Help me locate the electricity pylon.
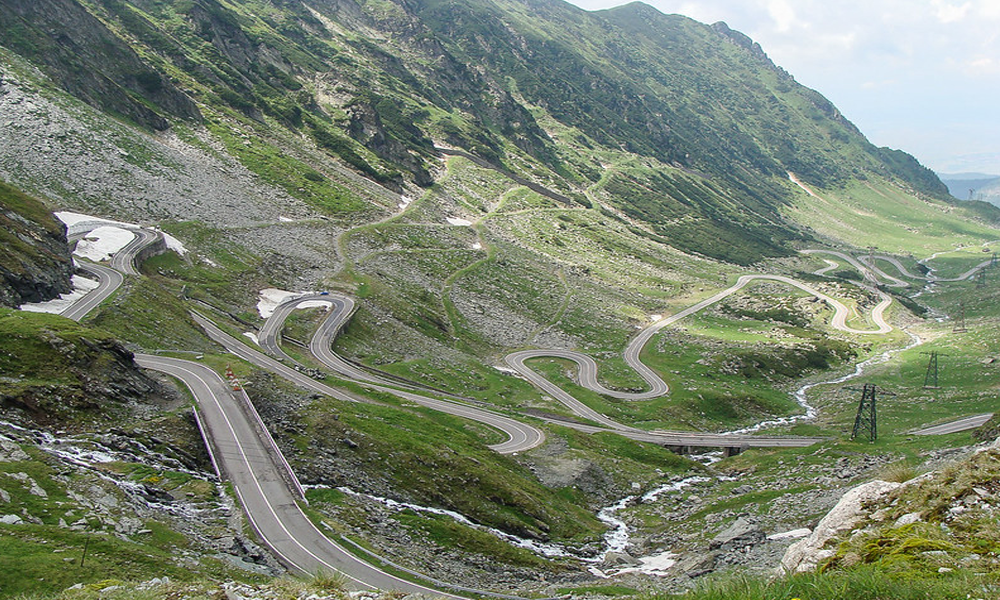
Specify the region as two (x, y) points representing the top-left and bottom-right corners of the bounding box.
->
(953, 303), (968, 333)
(849, 384), (879, 442)
(922, 351), (947, 389)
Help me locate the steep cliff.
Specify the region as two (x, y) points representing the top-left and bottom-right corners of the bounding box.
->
(0, 181), (74, 308)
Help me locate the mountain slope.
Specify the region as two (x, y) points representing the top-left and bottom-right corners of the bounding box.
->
(0, 0), (970, 264)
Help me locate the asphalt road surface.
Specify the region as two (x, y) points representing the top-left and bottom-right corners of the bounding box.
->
(110, 228), (161, 276)
(134, 354), (462, 597)
(912, 413), (994, 436)
(59, 262), (124, 322)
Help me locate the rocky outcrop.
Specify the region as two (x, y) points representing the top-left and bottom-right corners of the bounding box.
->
(0, 181), (74, 308)
(780, 480), (901, 574)
(0, 312), (163, 428)
(347, 100), (433, 187)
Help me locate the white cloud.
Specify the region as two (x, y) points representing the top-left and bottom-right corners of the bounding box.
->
(932, 0), (972, 23)
(766, 0), (799, 32)
(671, 2), (728, 24)
(977, 0), (1000, 19)
(966, 56), (1000, 74)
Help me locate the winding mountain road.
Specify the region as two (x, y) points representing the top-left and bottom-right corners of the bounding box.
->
(261, 282), (829, 449)
(110, 228), (162, 276)
(504, 274), (892, 432)
(60, 226), (162, 321)
(211, 308), (545, 454)
(804, 248), (993, 286)
(55, 226), (482, 595)
(60, 262), (124, 322)
(259, 294), (378, 384)
(874, 254), (992, 283)
(802, 249), (909, 288)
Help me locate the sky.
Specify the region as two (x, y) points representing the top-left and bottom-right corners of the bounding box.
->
(565, 0), (1000, 175)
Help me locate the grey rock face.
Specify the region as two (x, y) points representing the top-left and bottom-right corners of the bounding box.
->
(710, 515), (766, 551)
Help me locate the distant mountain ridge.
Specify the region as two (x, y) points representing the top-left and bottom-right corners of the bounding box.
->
(938, 172), (1000, 206)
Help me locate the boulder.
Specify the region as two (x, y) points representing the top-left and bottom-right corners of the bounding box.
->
(0, 437), (29, 463)
(601, 551), (640, 568)
(893, 512), (922, 527)
(780, 480), (900, 574)
(710, 515), (766, 550)
(672, 551), (719, 578)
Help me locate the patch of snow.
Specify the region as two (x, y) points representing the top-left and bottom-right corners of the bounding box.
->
(279, 216), (294, 222)
(768, 528), (811, 541)
(73, 226), (134, 262)
(613, 551), (678, 577)
(55, 211), (132, 229)
(399, 196), (413, 210)
(493, 366), (518, 374)
(203, 258), (218, 267)
(257, 288), (300, 319)
(588, 566), (610, 579)
(161, 232), (187, 255)
(295, 300), (332, 310)
(446, 217), (473, 226)
(472, 242), (482, 250)
(256, 289), (323, 318)
(243, 332), (260, 346)
(19, 274), (100, 314)
(649, 314), (662, 322)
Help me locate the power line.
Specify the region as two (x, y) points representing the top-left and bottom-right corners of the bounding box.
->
(850, 384), (878, 442)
